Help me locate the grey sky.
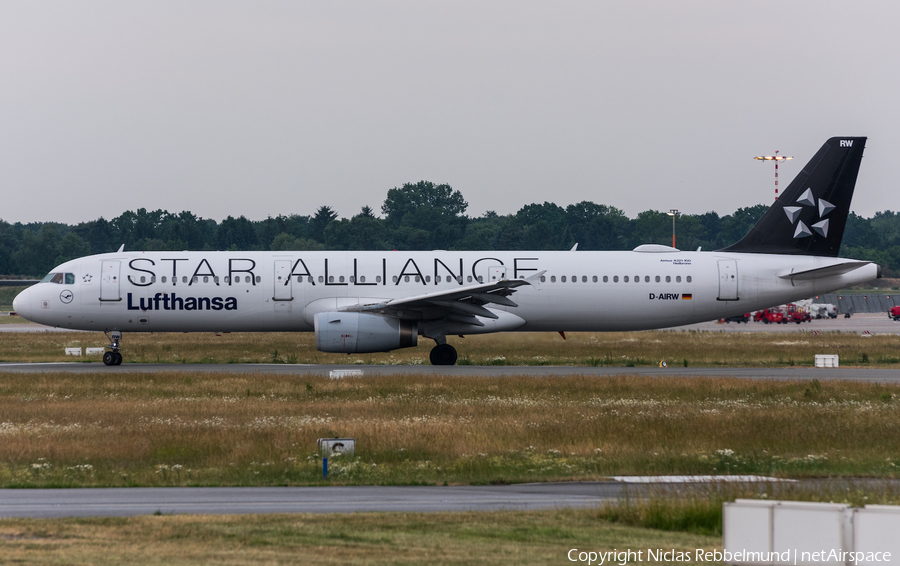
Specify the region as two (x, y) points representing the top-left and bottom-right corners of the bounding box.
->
(2, 1), (897, 224)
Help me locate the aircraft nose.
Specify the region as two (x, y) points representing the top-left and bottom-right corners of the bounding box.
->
(12, 287), (32, 320)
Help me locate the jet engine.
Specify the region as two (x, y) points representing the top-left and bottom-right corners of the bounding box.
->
(314, 312), (418, 353)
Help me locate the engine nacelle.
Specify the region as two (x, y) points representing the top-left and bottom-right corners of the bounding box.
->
(314, 312), (418, 353)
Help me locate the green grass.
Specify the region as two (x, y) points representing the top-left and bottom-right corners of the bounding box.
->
(0, 509), (722, 565)
(2, 372), (900, 487)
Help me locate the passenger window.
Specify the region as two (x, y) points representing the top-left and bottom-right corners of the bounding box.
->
(550, 276), (556, 282)
(214, 277), (219, 284)
(318, 276), (324, 283)
(426, 276), (431, 282)
(203, 276), (209, 283)
(655, 276), (660, 282)
(634, 276), (639, 283)
(676, 276), (682, 283)
(613, 276), (618, 282)
(376, 276), (382, 283)
(182, 276), (188, 283)
(414, 276), (419, 283)
(436, 276), (442, 283)
(592, 276), (597, 283)
(687, 276), (692, 283)
(540, 276), (546, 282)
(623, 276), (629, 282)
(329, 276), (334, 283)
(140, 276), (146, 283)
(603, 276), (608, 283)
(360, 276), (366, 283)
(666, 276), (671, 283)
(644, 276), (650, 283)
(339, 276), (345, 283)
(478, 276), (483, 283)
(162, 276), (167, 283)
(392, 276), (398, 283)
(561, 276), (567, 282)
(65, 273), (75, 284)
(255, 276), (260, 283)
(405, 276), (410, 283)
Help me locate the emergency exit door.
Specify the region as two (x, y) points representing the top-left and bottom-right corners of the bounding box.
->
(717, 260), (739, 301)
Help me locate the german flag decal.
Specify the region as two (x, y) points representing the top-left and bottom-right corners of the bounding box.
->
(682, 294), (693, 300)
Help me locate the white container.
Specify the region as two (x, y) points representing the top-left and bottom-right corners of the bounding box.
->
(329, 369), (364, 379)
(815, 354), (839, 368)
(64, 347), (82, 356)
(85, 348), (106, 355)
(853, 505), (900, 565)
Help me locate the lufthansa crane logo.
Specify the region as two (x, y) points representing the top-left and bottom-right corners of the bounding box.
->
(59, 290), (74, 304)
(784, 188), (834, 239)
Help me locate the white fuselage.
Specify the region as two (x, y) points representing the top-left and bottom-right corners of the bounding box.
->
(13, 249), (877, 334)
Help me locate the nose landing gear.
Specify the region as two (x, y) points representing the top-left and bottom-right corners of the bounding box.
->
(103, 330), (123, 366)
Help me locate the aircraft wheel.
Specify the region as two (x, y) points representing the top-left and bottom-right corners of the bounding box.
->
(113, 352), (123, 365)
(103, 352), (116, 366)
(430, 344), (458, 366)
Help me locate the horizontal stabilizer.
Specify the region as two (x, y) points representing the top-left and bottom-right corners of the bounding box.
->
(777, 261), (871, 281)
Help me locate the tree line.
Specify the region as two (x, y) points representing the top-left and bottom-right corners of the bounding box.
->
(1, 181), (898, 278)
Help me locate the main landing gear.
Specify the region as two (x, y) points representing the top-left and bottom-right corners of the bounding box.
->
(429, 343), (458, 366)
(103, 330), (123, 366)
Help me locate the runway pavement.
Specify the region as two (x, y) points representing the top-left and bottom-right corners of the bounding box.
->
(0, 362), (897, 382)
(0, 483), (624, 518)
(3, 477), (895, 519)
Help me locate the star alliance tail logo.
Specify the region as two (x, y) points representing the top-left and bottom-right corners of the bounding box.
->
(784, 188), (834, 239)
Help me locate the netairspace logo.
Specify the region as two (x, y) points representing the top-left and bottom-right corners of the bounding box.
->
(567, 548), (892, 565)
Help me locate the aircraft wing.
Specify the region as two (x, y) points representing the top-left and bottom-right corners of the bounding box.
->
(338, 271), (544, 327)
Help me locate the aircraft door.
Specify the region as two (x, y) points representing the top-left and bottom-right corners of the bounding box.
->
(717, 260), (739, 301)
(473, 258), (504, 284)
(100, 260), (121, 301)
(488, 266), (507, 282)
(273, 259), (293, 312)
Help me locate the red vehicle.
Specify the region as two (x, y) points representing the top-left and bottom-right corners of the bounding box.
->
(755, 308), (785, 324)
(890, 306), (900, 321)
(786, 303), (812, 324)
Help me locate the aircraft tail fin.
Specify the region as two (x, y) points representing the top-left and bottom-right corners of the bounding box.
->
(720, 137), (866, 257)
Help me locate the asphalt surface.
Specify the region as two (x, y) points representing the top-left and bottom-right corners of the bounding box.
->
(4, 477), (895, 519)
(0, 362), (897, 382)
(0, 483), (623, 518)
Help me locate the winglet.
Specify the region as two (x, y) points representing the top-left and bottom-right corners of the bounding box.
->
(116, 244), (125, 253)
(526, 270), (546, 288)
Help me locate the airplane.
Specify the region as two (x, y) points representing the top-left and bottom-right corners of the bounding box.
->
(13, 137), (879, 366)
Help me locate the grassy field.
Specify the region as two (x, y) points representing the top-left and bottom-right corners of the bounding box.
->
(2, 328), (900, 367)
(2, 371), (899, 487)
(0, 509), (722, 566)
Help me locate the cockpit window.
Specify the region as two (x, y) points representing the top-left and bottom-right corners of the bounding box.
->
(40, 272), (75, 284)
